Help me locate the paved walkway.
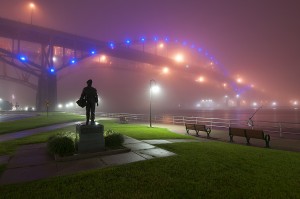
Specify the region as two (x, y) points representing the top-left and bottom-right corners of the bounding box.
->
(0, 122), (79, 142)
(0, 136), (198, 185)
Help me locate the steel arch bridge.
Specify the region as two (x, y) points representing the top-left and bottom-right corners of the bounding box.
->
(0, 17), (249, 111)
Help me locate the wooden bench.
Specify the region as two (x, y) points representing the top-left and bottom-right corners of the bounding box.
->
(229, 127), (270, 148)
(119, 116), (128, 124)
(185, 123), (211, 138)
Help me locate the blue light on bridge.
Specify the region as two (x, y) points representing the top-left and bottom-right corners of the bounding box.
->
(108, 42), (115, 49)
(153, 36), (158, 42)
(164, 37), (169, 42)
(19, 55), (27, 62)
(140, 37), (146, 42)
(50, 68), (55, 73)
(70, 58), (76, 64)
(125, 39), (131, 45)
(90, 50), (96, 55)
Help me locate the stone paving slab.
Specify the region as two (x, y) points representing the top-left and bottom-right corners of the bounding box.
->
(123, 136), (142, 144)
(0, 163), (57, 184)
(143, 140), (172, 144)
(123, 142), (155, 151)
(137, 148), (176, 158)
(56, 157), (106, 176)
(101, 152), (146, 165)
(8, 147), (52, 169)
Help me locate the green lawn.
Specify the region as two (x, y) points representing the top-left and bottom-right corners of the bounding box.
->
(0, 119), (299, 198)
(0, 142), (299, 198)
(0, 112), (84, 135)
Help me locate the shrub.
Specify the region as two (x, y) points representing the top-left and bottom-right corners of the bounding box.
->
(104, 129), (124, 148)
(47, 132), (76, 156)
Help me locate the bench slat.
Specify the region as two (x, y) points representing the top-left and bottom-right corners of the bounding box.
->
(245, 129), (264, 139)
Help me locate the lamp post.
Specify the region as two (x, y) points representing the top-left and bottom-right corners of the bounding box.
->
(149, 79), (160, 127)
(29, 3), (35, 25)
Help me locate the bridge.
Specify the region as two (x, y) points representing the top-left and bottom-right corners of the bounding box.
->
(0, 17), (190, 111)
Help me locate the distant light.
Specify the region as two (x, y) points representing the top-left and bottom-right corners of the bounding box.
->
(158, 43), (164, 48)
(236, 94), (240, 98)
(0, 98), (2, 101)
(223, 83), (227, 88)
(108, 42), (115, 49)
(70, 58), (76, 64)
(19, 55), (27, 62)
(237, 78), (243, 83)
(253, 102), (257, 107)
(174, 53), (184, 63)
(24, 106), (28, 111)
(153, 36), (158, 41)
(140, 37), (146, 42)
(196, 104), (201, 107)
(293, 101), (298, 106)
(196, 76), (205, 83)
(162, 67), (169, 74)
(151, 85), (160, 93)
(164, 37), (169, 42)
(29, 3), (35, 9)
(58, 104), (63, 109)
(52, 57), (57, 62)
(190, 44), (195, 48)
(99, 55), (107, 63)
(90, 50), (96, 55)
(272, 102), (277, 106)
(50, 68), (55, 73)
(250, 84), (255, 88)
(182, 41), (187, 46)
(225, 95), (228, 98)
(125, 39), (131, 45)
(198, 48), (203, 52)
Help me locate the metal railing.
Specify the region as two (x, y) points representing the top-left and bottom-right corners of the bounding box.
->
(96, 112), (300, 139)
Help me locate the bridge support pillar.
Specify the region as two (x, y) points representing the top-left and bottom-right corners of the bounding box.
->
(36, 72), (57, 111)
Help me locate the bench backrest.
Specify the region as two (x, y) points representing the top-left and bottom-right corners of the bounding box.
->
(185, 123), (196, 130)
(229, 127), (245, 136)
(245, 129), (264, 139)
(195, 124), (206, 131)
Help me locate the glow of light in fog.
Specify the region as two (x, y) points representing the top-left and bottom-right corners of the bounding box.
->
(158, 43), (164, 48)
(52, 57), (57, 62)
(293, 101), (298, 106)
(223, 83), (227, 88)
(58, 104), (63, 109)
(151, 85), (160, 94)
(162, 67), (169, 74)
(29, 3), (35, 9)
(236, 94), (240, 98)
(196, 76), (205, 83)
(272, 102), (277, 106)
(99, 55), (107, 63)
(237, 78), (243, 83)
(174, 53), (184, 63)
(253, 102), (257, 107)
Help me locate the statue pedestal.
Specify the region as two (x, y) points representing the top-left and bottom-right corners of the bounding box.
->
(76, 123), (105, 153)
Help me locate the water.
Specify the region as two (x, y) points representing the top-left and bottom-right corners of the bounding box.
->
(156, 108), (300, 124)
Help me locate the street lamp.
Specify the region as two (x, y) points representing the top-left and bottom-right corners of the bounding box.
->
(29, 3), (35, 25)
(149, 79), (160, 127)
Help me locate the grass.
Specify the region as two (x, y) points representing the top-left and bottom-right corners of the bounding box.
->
(0, 118), (299, 198)
(0, 126), (75, 155)
(0, 112), (84, 135)
(99, 120), (192, 140)
(0, 142), (299, 198)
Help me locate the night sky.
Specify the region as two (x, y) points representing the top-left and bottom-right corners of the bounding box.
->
(0, 0), (300, 111)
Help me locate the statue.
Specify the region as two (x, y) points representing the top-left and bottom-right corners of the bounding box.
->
(80, 79), (98, 125)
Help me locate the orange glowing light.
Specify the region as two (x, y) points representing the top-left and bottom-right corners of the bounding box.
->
(174, 53), (184, 62)
(158, 43), (164, 48)
(223, 83), (227, 87)
(162, 67), (169, 74)
(29, 3), (35, 8)
(196, 76), (205, 82)
(99, 55), (107, 63)
(237, 78), (243, 83)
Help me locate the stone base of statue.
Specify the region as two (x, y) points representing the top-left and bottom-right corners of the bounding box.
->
(76, 123), (105, 153)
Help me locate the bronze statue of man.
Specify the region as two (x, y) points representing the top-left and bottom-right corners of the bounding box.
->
(80, 79), (98, 125)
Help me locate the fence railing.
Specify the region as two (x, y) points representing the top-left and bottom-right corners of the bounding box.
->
(95, 112), (300, 139)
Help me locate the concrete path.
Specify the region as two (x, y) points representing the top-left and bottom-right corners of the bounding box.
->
(0, 136), (198, 185)
(0, 121), (79, 142)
